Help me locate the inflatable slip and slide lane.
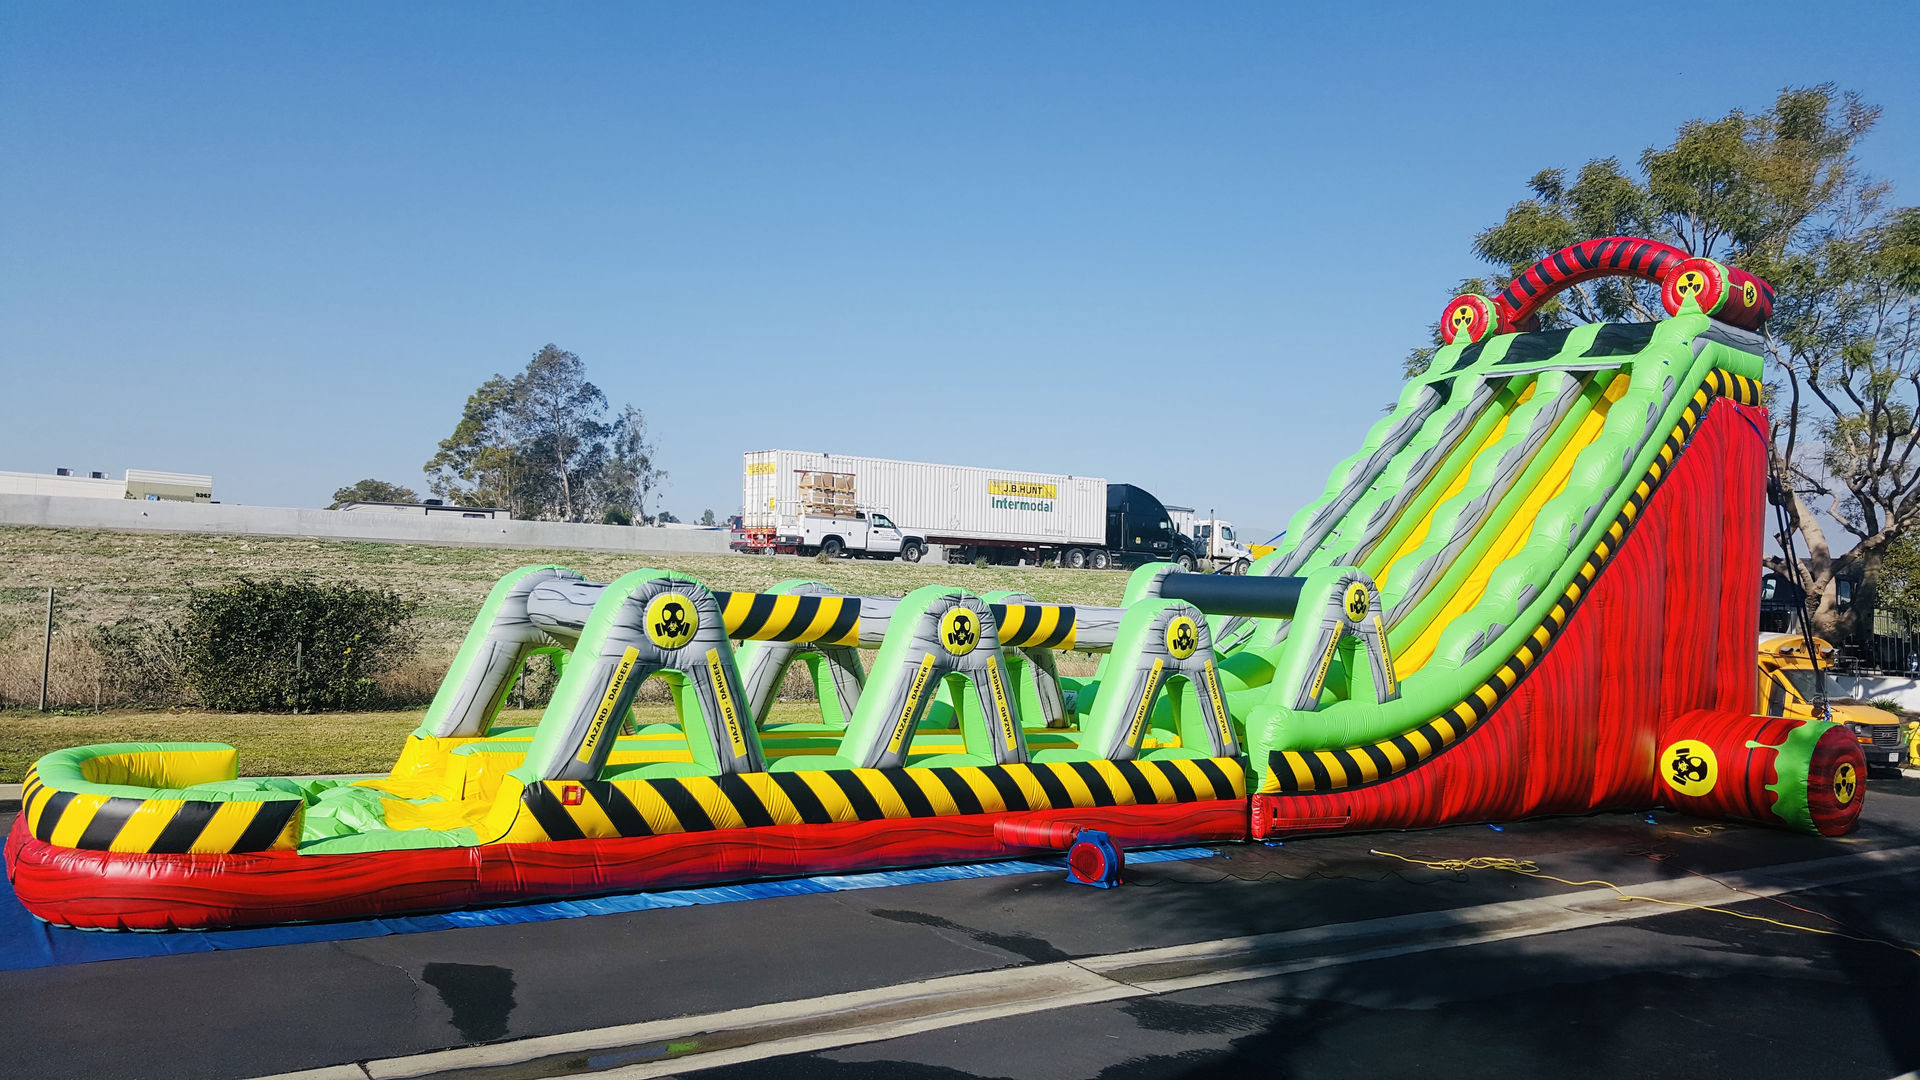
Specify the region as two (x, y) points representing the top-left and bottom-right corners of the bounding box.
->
(7, 238), (1869, 929)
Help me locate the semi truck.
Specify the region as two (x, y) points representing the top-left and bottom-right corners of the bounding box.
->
(731, 450), (1206, 570)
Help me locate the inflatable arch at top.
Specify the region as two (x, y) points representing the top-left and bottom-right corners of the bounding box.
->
(6, 238), (1867, 930)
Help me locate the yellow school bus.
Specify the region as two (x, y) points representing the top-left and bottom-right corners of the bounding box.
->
(1758, 634), (1908, 772)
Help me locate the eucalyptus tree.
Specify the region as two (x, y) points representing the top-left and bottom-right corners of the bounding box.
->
(425, 345), (666, 523)
(1410, 85), (1918, 643)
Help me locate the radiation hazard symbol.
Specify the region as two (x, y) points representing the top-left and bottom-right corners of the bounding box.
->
(1742, 280), (1758, 308)
(1833, 761), (1858, 806)
(1342, 581), (1371, 624)
(1659, 739), (1718, 798)
(1448, 303), (1478, 336)
(645, 592), (699, 650)
(1165, 615), (1199, 660)
(939, 606), (980, 657)
(1440, 295), (1492, 345)
(1672, 269), (1709, 300)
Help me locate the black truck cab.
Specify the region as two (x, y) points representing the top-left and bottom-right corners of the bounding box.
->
(1107, 483), (1200, 570)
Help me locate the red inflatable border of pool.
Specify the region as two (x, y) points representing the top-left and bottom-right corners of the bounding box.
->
(5, 798), (1249, 930)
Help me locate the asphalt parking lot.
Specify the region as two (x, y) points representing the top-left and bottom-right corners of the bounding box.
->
(3, 778), (1918, 1080)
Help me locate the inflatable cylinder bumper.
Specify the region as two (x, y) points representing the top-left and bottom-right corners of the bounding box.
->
(1653, 710), (1866, 837)
(983, 591), (1071, 729)
(707, 592), (1122, 653)
(734, 580), (866, 726)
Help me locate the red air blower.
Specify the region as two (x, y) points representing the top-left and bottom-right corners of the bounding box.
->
(993, 817), (1126, 889)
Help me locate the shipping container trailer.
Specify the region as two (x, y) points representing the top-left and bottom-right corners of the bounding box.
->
(734, 450), (1205, 570)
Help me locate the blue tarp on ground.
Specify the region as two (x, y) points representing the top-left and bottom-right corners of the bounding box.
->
(0, 847), (1216, 970)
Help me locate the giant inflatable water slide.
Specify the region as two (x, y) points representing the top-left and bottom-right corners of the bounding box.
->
(7, 239), (1869, 930)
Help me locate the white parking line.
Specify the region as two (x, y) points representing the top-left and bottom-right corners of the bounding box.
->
(251, 844), (1920, 1080)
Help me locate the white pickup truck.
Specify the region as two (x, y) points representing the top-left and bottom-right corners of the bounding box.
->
(736, 510), (930, 562)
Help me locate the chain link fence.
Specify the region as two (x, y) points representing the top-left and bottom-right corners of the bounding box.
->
(0, 585), (446, 712)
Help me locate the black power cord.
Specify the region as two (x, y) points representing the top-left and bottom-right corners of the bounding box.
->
(1767, 464), (1829, 719)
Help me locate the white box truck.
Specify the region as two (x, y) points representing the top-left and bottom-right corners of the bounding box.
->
(1165, 506), (1256, 574)
(732, 450), (1208, 570)
(1190, 518), (1256, 574)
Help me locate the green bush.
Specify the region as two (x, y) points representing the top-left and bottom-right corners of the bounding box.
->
(88, 617), (185, 704)
(180, 578), (419, 711)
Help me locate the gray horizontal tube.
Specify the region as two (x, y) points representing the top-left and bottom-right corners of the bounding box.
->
(526, 580), (608, 638)
(1159, 575), (1307, 619)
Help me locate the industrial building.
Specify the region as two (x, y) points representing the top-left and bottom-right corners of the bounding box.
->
(0, 468), (213, 503)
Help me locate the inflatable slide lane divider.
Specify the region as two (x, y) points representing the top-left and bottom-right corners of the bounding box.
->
(1235, 336), (1599, 655)
(1314, 375), (1517, 583)
(1385, 369), (1636, 677)
(1372, 321), (1745, 700)
(1265, 308), (1561, 582)
(1254, 240), (1771, 629)
(1373, 368), (1605, 635)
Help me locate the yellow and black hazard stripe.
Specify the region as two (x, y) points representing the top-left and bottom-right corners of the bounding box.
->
(514, 757), (1246, 841)
(990, 604), (1078, 649)
(715, 591), (861, 646)
(19, 766), (302, 854)
(1268, 368), (1761, 794)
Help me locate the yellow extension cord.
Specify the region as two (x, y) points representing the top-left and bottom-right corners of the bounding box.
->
(1369, 848), (1920, 959)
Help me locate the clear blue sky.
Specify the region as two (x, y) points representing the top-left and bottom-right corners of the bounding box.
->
(3, 2), (1916, 540)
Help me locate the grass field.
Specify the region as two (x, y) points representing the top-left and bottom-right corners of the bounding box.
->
(0, 702), (840, 783)
(0, 525), (1129, 770)
(0, 525), (1129, 647)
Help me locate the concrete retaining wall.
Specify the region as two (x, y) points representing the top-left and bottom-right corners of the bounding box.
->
(0, 494), (733, 556)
